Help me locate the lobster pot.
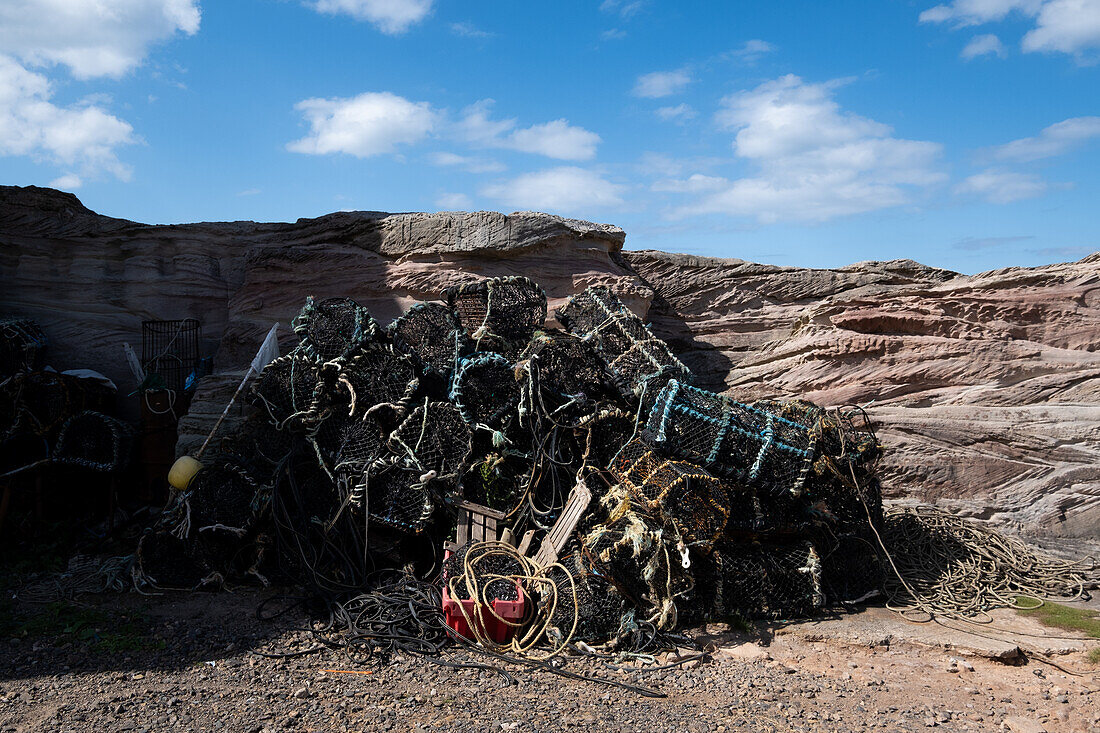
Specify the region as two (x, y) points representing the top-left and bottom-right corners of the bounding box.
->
(444, 276), (547, 349)
(1, 370), (72, 437)
(358, 458), (436, 534)
(449, 352), (520, 429)
(713, 540), (825, 620)
(579, 405), (634, 470)
(332, 346), (418, 418)
(722, 481), (813, 539)
(388, 401), (472, 481)
(249, 353), (325, 429)
(0, 318), (46, 378)
(318, 410), (387, 481)
(819, 533), (884, 605)
(545, 557), (628, 643)
(292, 296), (381, 361)
(462, 451), (531, 512)
(643, 380), (817, 497)
(142, 319), (201, 393)
(518, 332), (610, 426)
(557, 285), (690, 398)
(610, 440), (730, 551)
(136, 531), (207, 590)
(581, 492), (691, 628)
(184, 461), (259, 534)
(676, 547), (726, 626)
(389, 302), (467, 379)
(54, 411), (133, 473)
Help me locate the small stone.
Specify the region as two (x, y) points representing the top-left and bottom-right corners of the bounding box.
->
(293, 687), (310, 700)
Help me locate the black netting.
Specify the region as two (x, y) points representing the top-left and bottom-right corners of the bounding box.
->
(1, 370), (71, 437)
(388, 401), (472, 480)
(389, 302), (467, 379)
(332, 346), (418, 418)
(358, 458), (438, 534)
(713, 540), (824, 619)
(0, 318), (46, 377)
(519, 332), (610, 426)
(580, 405), (635, 470)
(186, 461), (259, 533)
(643, 380), (816, 497)
(546, 557), (628, 642)
(462, 451), (531, 512)
(450, 352), (519, 429)
(819, 533), (884, 605)
(250, 353), (325, 428)
(445, 276), (547, 346)
(557, 285), (690, 398)
(292, 296), (381, 361)
(53, 411), (132, 473)
(136, 531), (206, 589)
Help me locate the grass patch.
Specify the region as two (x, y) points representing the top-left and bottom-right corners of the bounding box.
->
(1016, 595), (1100, 639)
(1088, 647), (1100, 665)
(3, 601), (165, 654)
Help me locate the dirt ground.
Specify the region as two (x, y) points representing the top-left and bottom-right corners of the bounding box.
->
(1, 589), (1098, 733)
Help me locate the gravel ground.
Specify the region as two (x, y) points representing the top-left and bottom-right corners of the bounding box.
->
(1, 590), (1098, 732)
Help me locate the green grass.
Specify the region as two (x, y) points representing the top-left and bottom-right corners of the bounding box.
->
(3, 601), (165, 654)
(1016, 595), (1100, 663)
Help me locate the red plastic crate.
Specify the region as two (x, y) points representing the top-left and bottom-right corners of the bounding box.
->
(441, 552), (525, 643)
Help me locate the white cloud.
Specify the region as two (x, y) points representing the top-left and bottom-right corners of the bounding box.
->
(919, 0), (1042, 26)
(956, 169), (1048, 202)
(655, 103), (696, 121)
(310, 0), (433, 34)
(632, 69), (692, 98)
(651, 174), (728, 193)
(237, 188), (261, 196)
(428, 151), (505, 173)
(0, 0), (200, 79)
(0, 55), (136, 179)
(961, 33), (1008, 58)
(480, 167), (624, 212)
(601, 28), (627, 40)
(730, 39), (776, 63)
(1023, 0), (1100, 57)
(49, 173), (82, 190)
(670, 75), (943, 223)
(288, 91), (436, 157)
(599, 0), (648, 19)
(450, 22), (492, 39)
(454, 101), (600, 160)
(991, 116), (1100, 160)
(436, 192), (473, 209)
(920, 0), (1100, 61)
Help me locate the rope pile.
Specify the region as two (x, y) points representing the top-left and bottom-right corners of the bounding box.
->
(880, 505), (1098, 620)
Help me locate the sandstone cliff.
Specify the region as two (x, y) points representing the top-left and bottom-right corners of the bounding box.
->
(2, 185), (1097, 537)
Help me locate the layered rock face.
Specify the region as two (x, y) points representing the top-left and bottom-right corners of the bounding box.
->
(626, 252), (1100, 537)
(2, 185), (1097, 537)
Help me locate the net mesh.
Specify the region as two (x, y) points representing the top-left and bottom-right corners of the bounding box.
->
(0, 318), (46, 377)
(579, 405), (635, 470)
(388, 302), (467, 379)
(643, 380), (816, 497)
(462, 451), (531, 512)
(250, 352), (326, 428)
(557, 285), (690, 398)
(445, 276), (547, 347)
(1, 370), (71, 437)
(292, 296), (381, 361)
(609, 440), (729, 551)
(388, 401), (472, 481)
(442, 541), (523, 602)
(546, 556), (628, 643)
(331, 346), (418, 418)
(518, 332), (610, 426)
(185, 460), (259, 533)
(713, 539), (825, 619)
(53, 411), (132, 473)
(449, 352), (520, 429)
(359, 457), (436, 534)
(136, 531), (206, 589)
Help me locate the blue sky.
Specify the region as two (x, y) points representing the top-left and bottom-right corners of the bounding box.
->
(2, 0), (1099, 273)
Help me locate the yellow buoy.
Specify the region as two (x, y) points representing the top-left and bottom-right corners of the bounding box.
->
(168, 455), (203, 490)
